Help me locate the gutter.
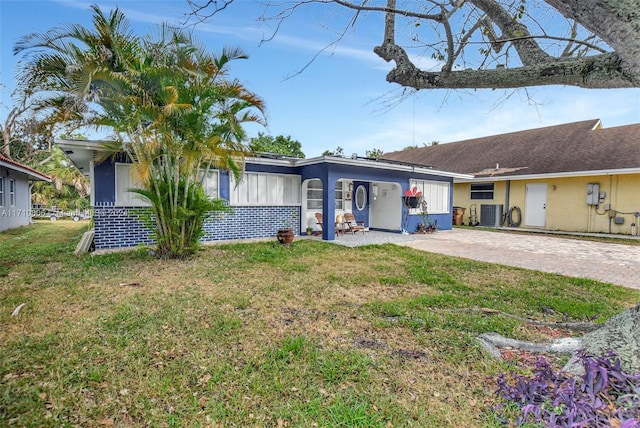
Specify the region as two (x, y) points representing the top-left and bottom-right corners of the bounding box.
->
(454, 167), (640, 183)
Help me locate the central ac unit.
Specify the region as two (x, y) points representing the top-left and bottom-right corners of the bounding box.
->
(480, 204), (504, 227)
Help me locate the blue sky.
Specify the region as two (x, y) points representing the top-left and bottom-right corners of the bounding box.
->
(1, 0), (639, 158)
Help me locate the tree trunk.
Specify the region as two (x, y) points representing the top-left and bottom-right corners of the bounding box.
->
(478, 303), (640, 375)
(563, 303), (640, 375)
(545, 0), (640, 83)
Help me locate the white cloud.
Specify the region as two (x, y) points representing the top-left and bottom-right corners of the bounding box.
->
(330, 86), (640, 158)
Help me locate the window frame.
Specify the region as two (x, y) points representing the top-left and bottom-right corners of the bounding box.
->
(334, 181), (344, 211)
(355, 185), (367, 211)
(114, 163), (151, 207)
(408, 179), (450, 214)
(305, 179), (346, 210)
(470, 183), (495, 200)
(306, 179), (323, 210)
(0, 177), (4, 207)
(230, 172), (301, 206)
(9, 179), (16, 207)
(199, 169), (219, 199)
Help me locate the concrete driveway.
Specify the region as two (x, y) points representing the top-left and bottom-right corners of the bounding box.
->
(396, 228), (640, 290)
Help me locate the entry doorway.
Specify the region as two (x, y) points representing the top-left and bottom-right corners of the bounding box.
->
(369, 181), (403, 231)
(352, 182), (369, 227)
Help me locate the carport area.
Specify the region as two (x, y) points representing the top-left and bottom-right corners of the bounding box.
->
(393, 228), (640, 290)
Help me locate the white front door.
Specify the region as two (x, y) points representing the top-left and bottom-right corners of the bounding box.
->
(370, 182), (402, 230)
(525, 183), (547, 227)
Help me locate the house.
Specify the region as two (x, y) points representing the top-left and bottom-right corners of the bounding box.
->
(0, 153), (51, 232)
(55, 138), (471, 251)
(383, 119), (640, 235)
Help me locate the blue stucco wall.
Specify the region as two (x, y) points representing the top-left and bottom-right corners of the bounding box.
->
(94, 160), (117, 204)
(300, 161), (454, 239)
(400, 183), (454, 234)
(403, 211), (448, 234)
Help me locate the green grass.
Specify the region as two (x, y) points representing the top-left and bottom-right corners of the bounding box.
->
(1, 221), (639, 427)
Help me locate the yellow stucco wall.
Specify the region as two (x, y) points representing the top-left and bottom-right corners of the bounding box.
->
(453, 174), (640, 235)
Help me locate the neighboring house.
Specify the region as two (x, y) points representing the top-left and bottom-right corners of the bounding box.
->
(383, 119), (640, 235)
(0, 154), (51, 232)
(56, 139), (471, 251)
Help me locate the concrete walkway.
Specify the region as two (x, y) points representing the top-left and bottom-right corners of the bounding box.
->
(394, 229), (640, 290)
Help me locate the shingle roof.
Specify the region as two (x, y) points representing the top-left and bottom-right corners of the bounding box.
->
(0, 153), (51, 181)
(382, 119), (640, 178)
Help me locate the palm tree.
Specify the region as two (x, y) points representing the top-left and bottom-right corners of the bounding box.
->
(15, 5), (265, 257)
(30, 146), (90, 211)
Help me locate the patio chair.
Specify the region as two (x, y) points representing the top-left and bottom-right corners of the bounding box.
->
(314, 212), (339, 236)
(343, 213), (366, 235)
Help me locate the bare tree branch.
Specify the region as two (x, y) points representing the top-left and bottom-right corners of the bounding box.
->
(185, 0), (235, 24)
(185, 0), (640, 90)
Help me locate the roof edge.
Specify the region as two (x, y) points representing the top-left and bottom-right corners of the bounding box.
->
(293, 155), (473, 179)
(454, 167), (640, 182)
(0, 155), (51, 182)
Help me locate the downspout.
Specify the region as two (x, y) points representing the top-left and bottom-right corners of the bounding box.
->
(29, 183), (34, 224)
(608, 175), (613, 234)
(505, 180), (510, 226)
(89, 160), (95, 208)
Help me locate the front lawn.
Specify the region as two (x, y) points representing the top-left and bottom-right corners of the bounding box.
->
(2, 222), (639, 427)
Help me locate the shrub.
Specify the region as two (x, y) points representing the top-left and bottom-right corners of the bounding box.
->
(493, 352), (640, 427)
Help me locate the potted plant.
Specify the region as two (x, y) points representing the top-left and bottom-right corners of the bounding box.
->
(305, 226), (314, 235)
(415, 199), (437, 234)
(277, 212), (298, 245)
(404, 187), (423, 208)
(277, 228), (294, 244)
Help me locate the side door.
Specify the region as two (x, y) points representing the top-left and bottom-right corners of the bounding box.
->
(525, 183), (547, 227)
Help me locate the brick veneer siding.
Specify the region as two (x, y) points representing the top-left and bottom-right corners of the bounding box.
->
(202, 206), (301, 242)
(93, 204), (154, 250)
(93, 203), (301, 250)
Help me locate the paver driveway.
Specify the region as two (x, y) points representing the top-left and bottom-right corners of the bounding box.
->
(396, 229), (640, 290)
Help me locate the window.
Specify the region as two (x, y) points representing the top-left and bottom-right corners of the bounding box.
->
(200, 170), (219, 198)
(0, 177), (4, 207)
(230, 172), (300, 206)
(307, 179), (323, 209)
(355, 185), (367, 210)
(9, 179), (15, 207)
(470, 183), (494, 200)
(306, 180), (345, 210)
(334, 181), (344, 210)
(115, 163), (151, 207)
(409, 179), (450, 214)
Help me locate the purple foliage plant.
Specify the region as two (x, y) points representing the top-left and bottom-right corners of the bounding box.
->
(494, 351), (640, 427)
